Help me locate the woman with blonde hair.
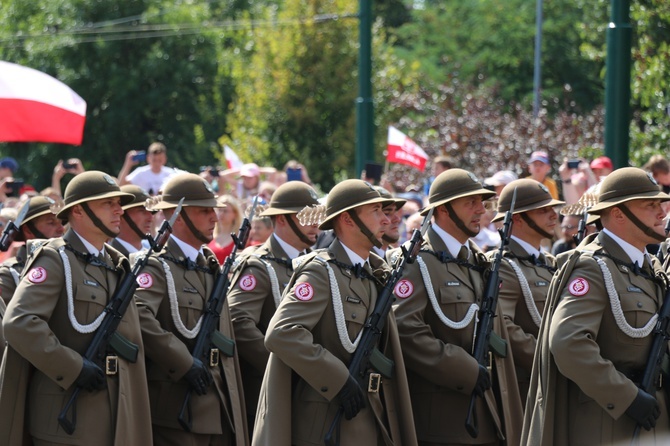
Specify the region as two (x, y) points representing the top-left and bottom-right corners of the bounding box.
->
(208, 194), (243, 263)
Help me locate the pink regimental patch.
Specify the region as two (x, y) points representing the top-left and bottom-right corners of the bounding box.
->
(568, 277), (590, 296)
(294, 282), (314, 301)
(239, 274), (257, 291)
(394, 279), (414, 299)
(137, 273), (153, 289)
(27, 267), (47, 283)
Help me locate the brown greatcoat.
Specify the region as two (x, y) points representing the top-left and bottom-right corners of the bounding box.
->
(522, 231), (670, 445)
(391, 227), (523, 445)
(133, 237), (248, 445)
(488, 238), (556, 404)
(228, 235), (295, 428)
(0, 229), (152, 445)
(253, 239), (417, 446)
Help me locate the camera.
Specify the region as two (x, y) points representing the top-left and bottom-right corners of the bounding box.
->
(62, 160), (76, 170)
(6, 179), (24, 197)
(209, 168), (220, 177)
(132, 151), (147, 163)
(567, 159), (580, 169)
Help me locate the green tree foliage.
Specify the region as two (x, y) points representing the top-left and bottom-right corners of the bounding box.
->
(0, 0), (236, 189)
(393, 0), (604, 112)
(221, 0), (363, 191)
(629, 0), (670, 165)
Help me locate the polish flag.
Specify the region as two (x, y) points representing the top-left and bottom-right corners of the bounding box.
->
(0, 61), (86, 145)
(224, 145), (244, 169)
(386, 126), (429, 171)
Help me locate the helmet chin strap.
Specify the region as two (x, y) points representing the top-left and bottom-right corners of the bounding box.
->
(81, 203), (118, 239)
(122, 212), (148, 241)
(180, 210), (212, 244)
(285, 214), (314, 247)
(520, 213), (555, 240)
(444, 202), (478, 238)
(348, 210), (383, 249)
(618, 204), (666, 242)
(25, 221), (47, 239)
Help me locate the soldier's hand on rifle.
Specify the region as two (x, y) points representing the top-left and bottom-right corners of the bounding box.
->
(626, 389), (660, 431)
(76, 358), (107, 392)
(474, 364), (491, 397)
(184, 358), (213, 396)
(337, 375), (366, 420)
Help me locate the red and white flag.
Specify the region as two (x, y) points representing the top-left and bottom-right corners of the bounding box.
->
(0, 61), (86, 145)
(386, 126), (429, 171)
(224, 145), (244, 169)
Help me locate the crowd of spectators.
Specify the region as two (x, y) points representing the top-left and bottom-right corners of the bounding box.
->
(2, 141), (670, 261)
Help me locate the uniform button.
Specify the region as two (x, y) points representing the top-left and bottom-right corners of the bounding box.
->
(169, 368), (176, 374)
(56, 376), (63, 381)
(321, 386), (328, 392)
(607, 403), (614, 410)
(352, 313), (357, 319)
(637, 302), (643, 308)
(457, 296), (462, 300)
(91, 295), (96, 300)
(189, 300), (193, 305)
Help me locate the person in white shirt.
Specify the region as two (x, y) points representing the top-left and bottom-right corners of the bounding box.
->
(118, 142), (176, 195)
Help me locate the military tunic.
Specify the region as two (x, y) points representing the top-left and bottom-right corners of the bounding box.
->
(488, 237), (556, 404)
(391, 227), (522, 445)
(253, 239), (417, 446)
(228, 235), (295, 428)
(0, 229), (152, 446)
(522, 231), (670, 445)
(133, 236), (248, 445)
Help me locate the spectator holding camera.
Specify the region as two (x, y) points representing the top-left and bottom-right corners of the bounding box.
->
(283, 160), (313, 185)
(118, 142), (176, 195)
(51, 158), (85, 199)
(558, 158), (598, 206)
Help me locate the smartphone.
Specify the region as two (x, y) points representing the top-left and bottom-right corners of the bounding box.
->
(62, 160), (76, 170)
(209, 168), (220, 177)
(6, 179), (24, 197)
(567, 159), (580, 169)
(132, 151), (147, 163)
(286, 167), (302, 182)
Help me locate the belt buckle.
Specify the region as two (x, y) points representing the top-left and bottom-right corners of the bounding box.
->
(368, 373), (381, 393)
(105, 355), (118, 375)
(209, 348), (220, 367)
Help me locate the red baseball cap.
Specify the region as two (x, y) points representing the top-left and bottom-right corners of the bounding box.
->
(590, 156), (613, 170)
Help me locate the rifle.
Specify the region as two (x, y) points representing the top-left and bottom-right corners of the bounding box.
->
(58, 198), (184, 435)
(177, 196), (259, 432)
(0, 201), (28, 252)
(465, 188), (517, 438)
(574, 207), (589, 245)
(631, 285), (670, 441)
(324, 208), (434, 446)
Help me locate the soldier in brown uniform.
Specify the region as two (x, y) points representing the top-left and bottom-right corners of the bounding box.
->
(110, 184), (153, 257)
(372, 186), (406, 258)
(133, 173), (248, 446)
(0, 196), (65, 347)
(523, 167), (670, 445)
(391, 168), (523, 445)
(227, 181), (320, 431)
(253, 179), (417, 446)
(487, 179), (563, 405)
(0, 171), (152, 445)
